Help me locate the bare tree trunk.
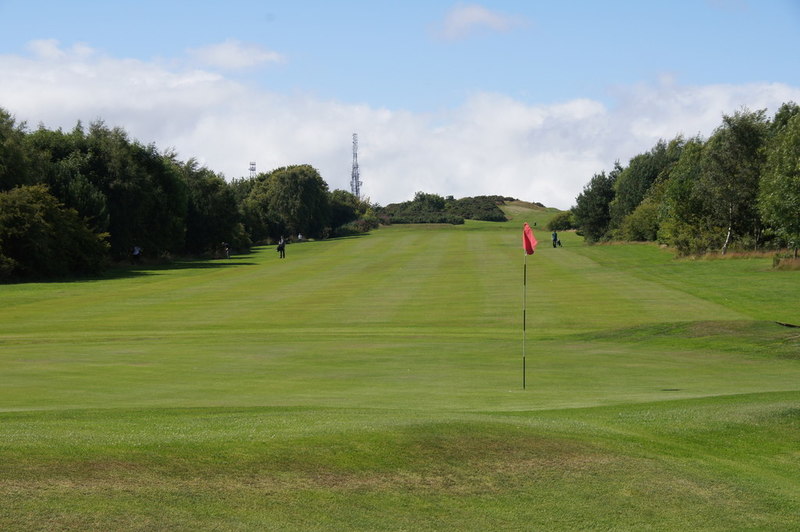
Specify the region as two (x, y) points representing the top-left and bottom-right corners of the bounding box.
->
(721, 204), (733, 255)
(721, 226), (732, 255)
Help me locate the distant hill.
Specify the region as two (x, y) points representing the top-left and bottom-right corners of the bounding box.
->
(379, 193), (549, 224)
(500, 200), (561, 223)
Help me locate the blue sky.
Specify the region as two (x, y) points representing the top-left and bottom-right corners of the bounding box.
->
(1, 1), (799, 208)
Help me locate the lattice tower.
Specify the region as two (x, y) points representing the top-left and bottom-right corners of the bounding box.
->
(350, 133), (362, 198)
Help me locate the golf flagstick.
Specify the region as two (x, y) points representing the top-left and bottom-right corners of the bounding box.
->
(521, 223), (537, 390)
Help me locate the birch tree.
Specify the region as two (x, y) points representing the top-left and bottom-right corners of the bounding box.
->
(699, 109), (768, 254)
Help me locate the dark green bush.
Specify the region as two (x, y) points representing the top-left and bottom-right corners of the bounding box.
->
(0, 185), (108, 280)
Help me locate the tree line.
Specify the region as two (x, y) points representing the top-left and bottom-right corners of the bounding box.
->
(553, 102), (800, 257)
(378, 192), (511, 224)
(0, 108), (376, 280)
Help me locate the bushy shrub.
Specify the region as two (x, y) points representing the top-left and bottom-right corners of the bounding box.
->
(334, 216), (381, 236)
(618, 200), (659, 241)
(546, 210), (575, 231)
(660, 218), (725, 256)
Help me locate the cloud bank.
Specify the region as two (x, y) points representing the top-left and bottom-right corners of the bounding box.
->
(1, 41), (798, 210)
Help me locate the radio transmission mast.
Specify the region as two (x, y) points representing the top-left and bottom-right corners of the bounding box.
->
(350, 133), (362, 198)
(249, 161), (256, 178)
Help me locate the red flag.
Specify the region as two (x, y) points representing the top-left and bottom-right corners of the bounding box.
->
(523, 223), (537, 255)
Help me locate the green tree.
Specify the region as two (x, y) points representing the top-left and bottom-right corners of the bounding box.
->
(241, 174), (276, 243)
(25, 124), (109, 232)
(0, 185), (108, 280)
(0, 108), (31, 191)
(658, 137), (719, 254)
(329, 189), (362, 230)
(84, 123), (187, 258)
(179, 158), (247, 254)
(264, 165), (331, 238)
(618, 198), (660, 241)
(699, 108), (769, 254)
(572, 164), (620, 242)
(770, 101), (800, 135)
(230, 175), (260, 205)
(409, 191), (446, 212)
(759, 113), (800, 257)
(609, 137), (684, 233)
(546, 210), (574, 231)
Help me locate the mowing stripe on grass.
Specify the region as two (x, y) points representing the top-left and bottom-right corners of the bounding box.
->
(0, 214), (798, 530)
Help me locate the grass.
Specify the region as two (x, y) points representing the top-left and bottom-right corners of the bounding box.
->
(0, 204), (798, 530)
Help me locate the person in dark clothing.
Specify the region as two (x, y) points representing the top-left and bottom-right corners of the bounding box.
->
(277, 236), (286, 259)
(552, 231), (558, 248)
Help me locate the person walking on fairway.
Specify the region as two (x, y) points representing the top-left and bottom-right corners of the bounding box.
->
(277, 236), (286, 259)
(552, 231), (558, 248)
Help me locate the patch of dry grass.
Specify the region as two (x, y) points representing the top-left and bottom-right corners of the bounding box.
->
(1, 418), (784, 531)
(774, 257), (800, 270)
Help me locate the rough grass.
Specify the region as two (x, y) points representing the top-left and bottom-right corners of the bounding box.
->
(0, 205), (798, 530)
(775, 256), (800, 270)
(2, 398), (797, 530)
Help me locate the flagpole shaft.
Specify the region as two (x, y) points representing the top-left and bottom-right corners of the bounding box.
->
(523, 253), (527, 390)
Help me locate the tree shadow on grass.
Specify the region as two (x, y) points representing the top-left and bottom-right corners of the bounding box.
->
(4, 233), (375, 285)
(326, 231), (373, 240)
(103, 258), (258, 280)
(2, 257), (258, 285)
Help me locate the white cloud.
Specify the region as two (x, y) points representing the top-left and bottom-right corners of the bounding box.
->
(1, 41), (798, 210)
(187, 39), (283, 70)
(437, 4), (526, 41)
(26, 39), (64, 59)
(26, 39), (95, 60)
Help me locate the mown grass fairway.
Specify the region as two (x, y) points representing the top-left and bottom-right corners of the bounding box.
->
(1, 204), (799, 530)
